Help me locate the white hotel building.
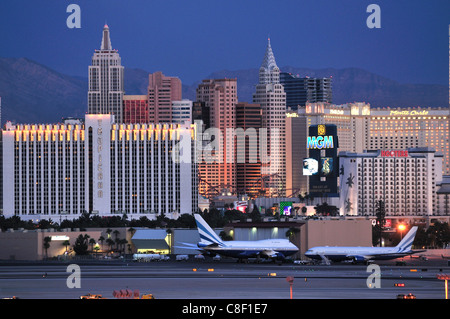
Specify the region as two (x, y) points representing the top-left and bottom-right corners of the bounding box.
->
(2, 114), (198, 221)
(339, 148), (445, 217)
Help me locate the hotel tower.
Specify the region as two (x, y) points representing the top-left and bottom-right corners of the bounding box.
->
(252, 39), (286, 196)
(88, 25), (125, 123)
(196, 79), (237, 198)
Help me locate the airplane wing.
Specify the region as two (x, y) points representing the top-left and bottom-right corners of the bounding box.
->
(173, 242), (220, 257)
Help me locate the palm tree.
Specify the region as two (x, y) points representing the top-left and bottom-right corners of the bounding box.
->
(93, 245), (100, 258)
(119, 239), (128, 254)
(89, 238), (96, 252)
(43, 236), (52, 259)
(113, 230), (120, 249)
(62, 240), (70, 253)
(106, 238), (115, 252)
(98, 236), (105, 252)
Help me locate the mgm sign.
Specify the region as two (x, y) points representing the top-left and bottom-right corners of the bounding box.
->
(305, 124), (339, 197)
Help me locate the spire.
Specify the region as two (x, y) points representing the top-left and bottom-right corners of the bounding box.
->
(261, 37), (278, 72)
(101, 24), (112, 51)
(259, 37), (280, 84)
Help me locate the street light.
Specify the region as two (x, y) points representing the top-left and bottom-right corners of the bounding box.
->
(398, 224), (406, 240)
(437, 274), (449, 299)
(286, 276), (294, 299)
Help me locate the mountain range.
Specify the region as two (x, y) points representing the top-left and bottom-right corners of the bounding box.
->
(0, 57), (448, 125)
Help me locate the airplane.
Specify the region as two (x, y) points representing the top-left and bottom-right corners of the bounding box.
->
(304, 226), (425, 264)
(175, 214), (299, 261)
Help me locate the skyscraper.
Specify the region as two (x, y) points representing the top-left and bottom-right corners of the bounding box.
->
(196, 78), (237, 198)
(147, 71), (182, 123)
(88, 24), (125, 122)
(252, 39), (286, 196)
(280, 73), (332, 110)
(235, 102), (262, 198)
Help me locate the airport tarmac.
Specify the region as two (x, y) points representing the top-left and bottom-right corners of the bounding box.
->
(0, 258), (448, 300)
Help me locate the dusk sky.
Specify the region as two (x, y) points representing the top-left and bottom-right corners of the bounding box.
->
(1, 0), (450, 85)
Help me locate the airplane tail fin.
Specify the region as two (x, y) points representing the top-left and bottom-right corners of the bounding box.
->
(396, 226), (418, 252)
(194, 214), (224, 247)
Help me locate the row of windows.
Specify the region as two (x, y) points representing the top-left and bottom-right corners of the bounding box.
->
(110, 139), (181, 214)
(13, 141), (86, 215)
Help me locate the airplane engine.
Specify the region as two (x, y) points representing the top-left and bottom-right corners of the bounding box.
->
(351, 256), (366, 263)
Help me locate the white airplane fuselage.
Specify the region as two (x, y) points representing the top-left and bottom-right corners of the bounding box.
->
(305, 246), (414, 262)
(200, 238), (299, 259)
(304, 226), (421, 263)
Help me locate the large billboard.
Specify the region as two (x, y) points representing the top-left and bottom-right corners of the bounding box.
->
(306, 124), (339, 197)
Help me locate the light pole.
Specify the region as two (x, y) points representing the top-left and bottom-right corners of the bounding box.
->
(437, 274), (449, 299)
(286, 276), (294, 299)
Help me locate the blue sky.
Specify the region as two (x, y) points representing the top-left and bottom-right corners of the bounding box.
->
(0, 0), (449, 85)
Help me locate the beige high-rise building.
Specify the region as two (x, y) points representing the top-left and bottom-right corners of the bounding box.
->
(196, 79), (237, 198)
(147, 71), (182, 123)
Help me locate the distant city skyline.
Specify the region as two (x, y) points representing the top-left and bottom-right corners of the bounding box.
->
(0, 1), (450, 87)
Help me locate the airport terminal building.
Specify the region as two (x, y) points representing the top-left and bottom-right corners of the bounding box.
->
(2, 114), (198, 221)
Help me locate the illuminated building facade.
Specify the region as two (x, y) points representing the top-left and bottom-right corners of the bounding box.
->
(2, 114), (198, 221)
(196, 78), (237, 198)
(368, 107), (449, 174)
(297, 103), (450, 174)
(235, 102), (262, 198)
